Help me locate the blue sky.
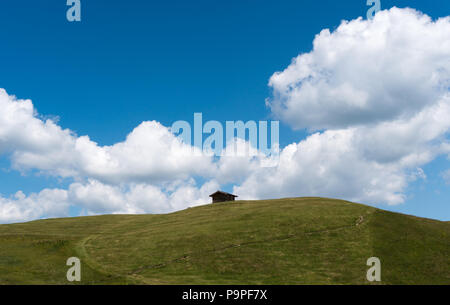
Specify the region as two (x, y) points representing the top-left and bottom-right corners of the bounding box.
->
(0, 0), (449, 222)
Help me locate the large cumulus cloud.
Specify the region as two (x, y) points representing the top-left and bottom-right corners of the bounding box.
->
(0, 89), (215, 183)
(268, 8), (450, 130)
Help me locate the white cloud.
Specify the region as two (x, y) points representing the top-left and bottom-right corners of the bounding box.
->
(234, 127), (429, 205)
(0, 179), (220, 224)
(0, 89), (215, 184)
(0, 189), (69, 224)
(268, 8), (450, 130)
(67, 178), (219, 215)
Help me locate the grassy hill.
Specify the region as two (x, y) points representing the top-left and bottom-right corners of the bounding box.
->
(0, 197), (448, 285)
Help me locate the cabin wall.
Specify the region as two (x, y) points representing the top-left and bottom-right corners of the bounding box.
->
(212, 194), (235, 203)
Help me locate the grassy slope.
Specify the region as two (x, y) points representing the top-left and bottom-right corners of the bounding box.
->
(0, 197), (448, 285)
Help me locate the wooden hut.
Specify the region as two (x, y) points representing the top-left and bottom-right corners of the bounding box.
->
(209, 191), (238, 203)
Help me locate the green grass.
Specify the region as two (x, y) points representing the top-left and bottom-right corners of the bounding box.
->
(0, 197), (448, 284)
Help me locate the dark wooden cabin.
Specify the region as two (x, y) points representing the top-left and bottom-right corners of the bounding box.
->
(209, 190), (238, 203)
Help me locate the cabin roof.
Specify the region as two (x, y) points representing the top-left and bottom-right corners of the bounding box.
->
(209, 190), (238, 198)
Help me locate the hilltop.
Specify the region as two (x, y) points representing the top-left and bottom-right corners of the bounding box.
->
(0, 197), (448, 284)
